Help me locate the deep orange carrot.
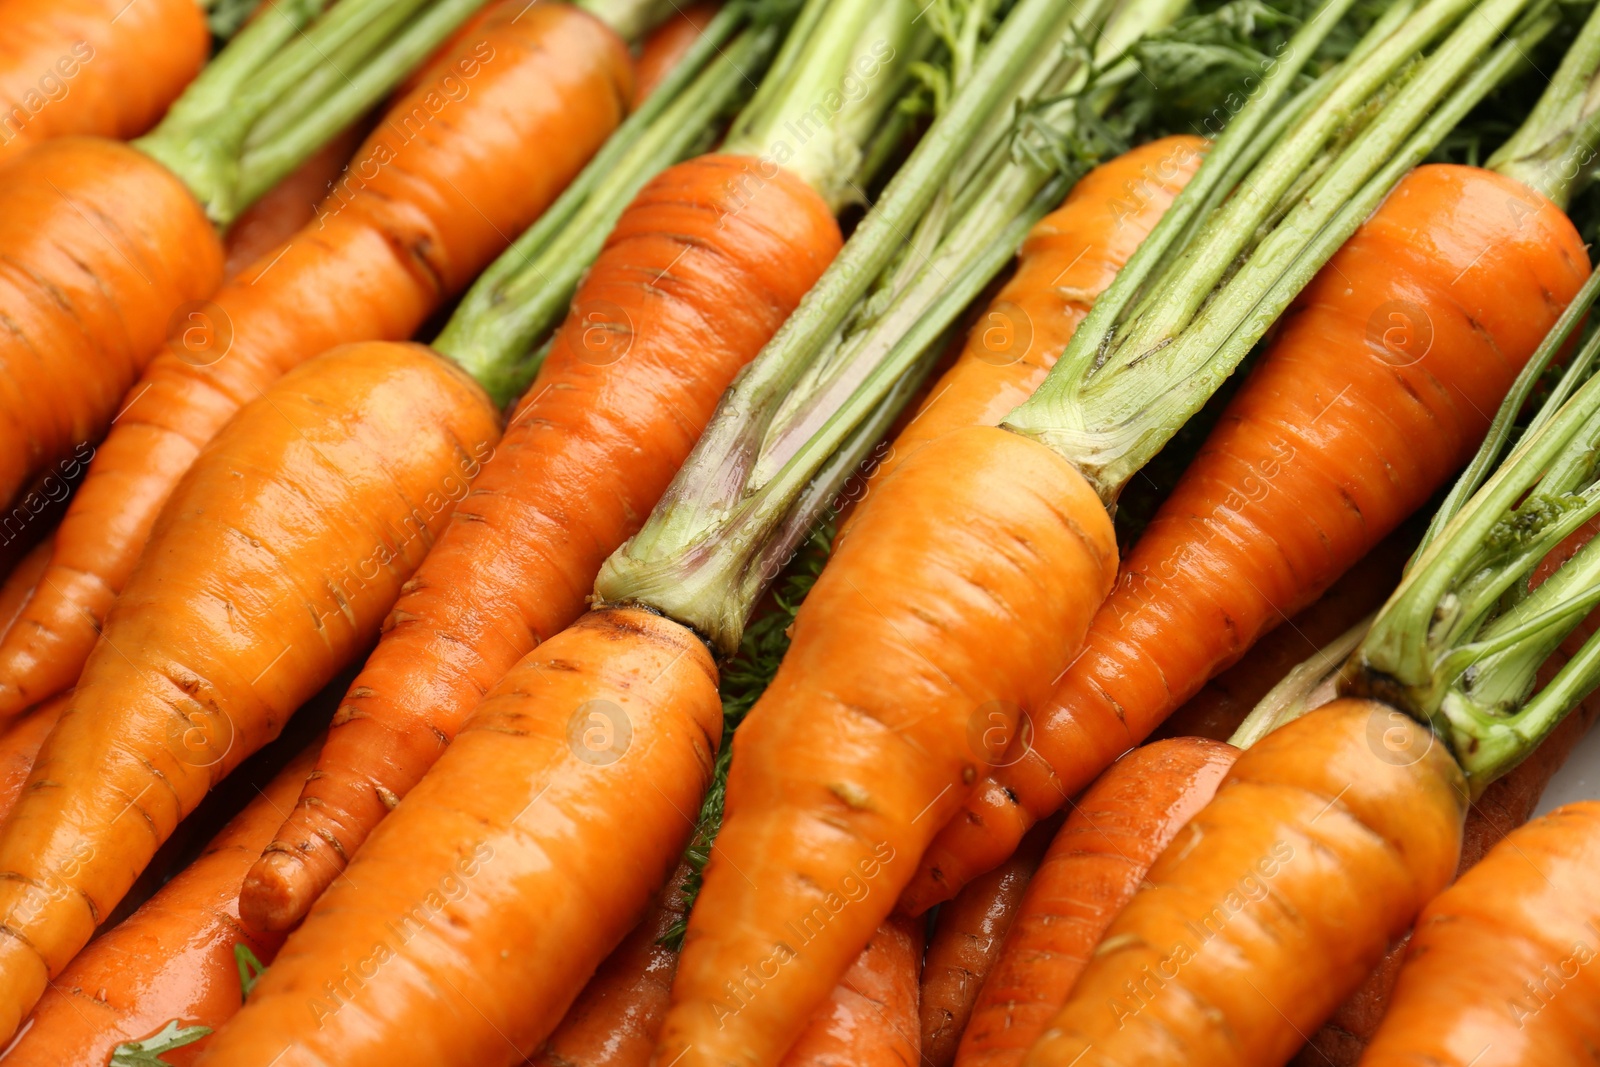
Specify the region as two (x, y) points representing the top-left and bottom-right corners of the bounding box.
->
(781, 914), (923, 1067)
(1357, 801), (1600, 1066)
(0, 0), (208, 164)
(1020, 700), (1464, 1066)
(0, 693), (65, 826)
(194, 607), (721, 1066)
(222, 124), (366, 281)
(919, 819), (1054, 1067)
(905, 163), (1590, 915)
(0, 135), (223, 514)
(2, 741), (319, 1067)
(956, 737), (1237, 1067)
(632, 3), (719, 105)
(529, 862), (695, 1067)
(0, 538), (49, 639)
(239, 155), (841, 933)
(0, 1), (633, 720)
(0, 340), (502, 1038)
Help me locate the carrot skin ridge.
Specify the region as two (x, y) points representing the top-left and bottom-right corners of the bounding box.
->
(780, 914), (923, 1067)
(919, 817), (1055, 1067)
(956, 737), (1237, 1067)
(0, 0), (208, 165)
(0, 1), (634, 721)
(196, 608), (722, 1066)
(1022, 699), (1465, 1066)
(1357, 801), (1600, 1067)
(3, 740), (319, 1067)
(0, 341), (502, 1039)
(238, 154), (841, 934)
(904, 163), (1591, 915)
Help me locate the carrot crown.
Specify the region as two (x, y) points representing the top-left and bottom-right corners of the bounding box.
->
(1347, 259), (1600, 794)
(434, 0), (802, 406)
(1003, 0), (1561, 503)
(133, 0), (495, 228)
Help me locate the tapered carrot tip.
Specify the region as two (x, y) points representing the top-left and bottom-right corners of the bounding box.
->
(1022, 699), (1466, 1067)
(0, 935), (47, 1040)
(241, 848), (328, 933)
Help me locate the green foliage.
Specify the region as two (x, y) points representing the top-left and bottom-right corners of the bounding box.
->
(235, 942), (267, 1000)
(110, 1021), (213, 1067)
(206, 0), (263, 42)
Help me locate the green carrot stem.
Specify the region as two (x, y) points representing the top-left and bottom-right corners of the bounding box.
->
(137, 0), (494, 228)
(1228, 612), (1374, 749)
(436, 22), (781, 405)
(577, 0), (679, 43)
(1006, 0), (1543, 501)
(1485, 0), (1600, 208)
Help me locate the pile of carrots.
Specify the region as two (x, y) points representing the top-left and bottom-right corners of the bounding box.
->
(1, 0), (1599, 1064)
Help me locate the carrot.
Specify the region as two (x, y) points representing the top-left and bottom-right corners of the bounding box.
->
(1, 740), (320, 1067)
(238, 144), (842, 934)
(0, 538), (50, 639)
(1018, 700), (1464, 1065)
(222, 124), (366, 281)
(529, 862), (696, 1067)
(0, 693), (65, 826)
(1357, 801), (1600, 1066)
(633, 3), (720, 105)
(848, 135), (1205, 502)
(919, 818), (1055, 1067)
(956, 737), (1237, 1067)
(0, 0), (208, 165)
(781, 914), (923, 1067)
(1155, 522), (1417, 743)
(0, 0), (634, 721)
(194, 607), (721, 1066)
(0, 340), (502, 1038)
(904, 160), (1590, 917)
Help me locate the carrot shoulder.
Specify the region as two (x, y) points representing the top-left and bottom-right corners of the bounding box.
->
(0, 0), (633, 721)
(906, 163), (1590, 915)
(3, 741), (319, 1066)
(957, 737), (1236, 1067)
(239, 156), (841, 933)
(222, 124), (365, 281)
(0, 341), (502, 1039)
(920, 818), (1054, 1067)
(1022, 700), (1464, 1066)
(1358, 801), (1600, 1067)
(196, 608), (722, 1066)
(0, 0), (208, 164)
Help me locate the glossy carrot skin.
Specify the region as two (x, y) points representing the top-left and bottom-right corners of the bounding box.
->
(906, 164), (1591, 915)
(782, 915), (923, 1067)
(197, 608), (722, 1066)
(0, 0), (207, 164)
(222, 125), (365, 281)
(631, 2), (719, 105)
(1022, 700), (1464, 1066)
(0, 136), (222, 511)
(240, 156), (840, 933)
(4, 743), (318, 1067)
(956, 738), (1237, 1067)
(657, 424), (1118, 1067)
(920, 819), (1054, 1067)
(853, 136), (1204, 500)
(0, 538), (50, 638)
(0, 342), (501, 1039)
(530, 863), (694, 1067)
(0, 693), (65, 824)
(0, 1), (633, 720)
(1357, 801), (1600, 1067)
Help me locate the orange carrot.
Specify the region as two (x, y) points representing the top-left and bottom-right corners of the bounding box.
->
(1021, 700), (1465, 1065)
(1357, 801), (1600, 1067)
(1, 740), (320, 1067)
(0, 693), (65, 826)
(632, 3), (720, 105)
(0, 538), (50, 639)
(238, 155), (841, 933)
(0, 0), (208, 164)
(781, 914), (923, 1067)
(0, 1), (633, 720)
(905, 162), (1591, 915)
(195, 607), (722, 1066)
(222, 124), (366, 281)
(0, 340), (502, 1038)
(1155, 523), (1416, 743)
(919, 819), (1055, 1067)
(528, 862), (695, 1067)
(956, 737), (1237, 1067)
